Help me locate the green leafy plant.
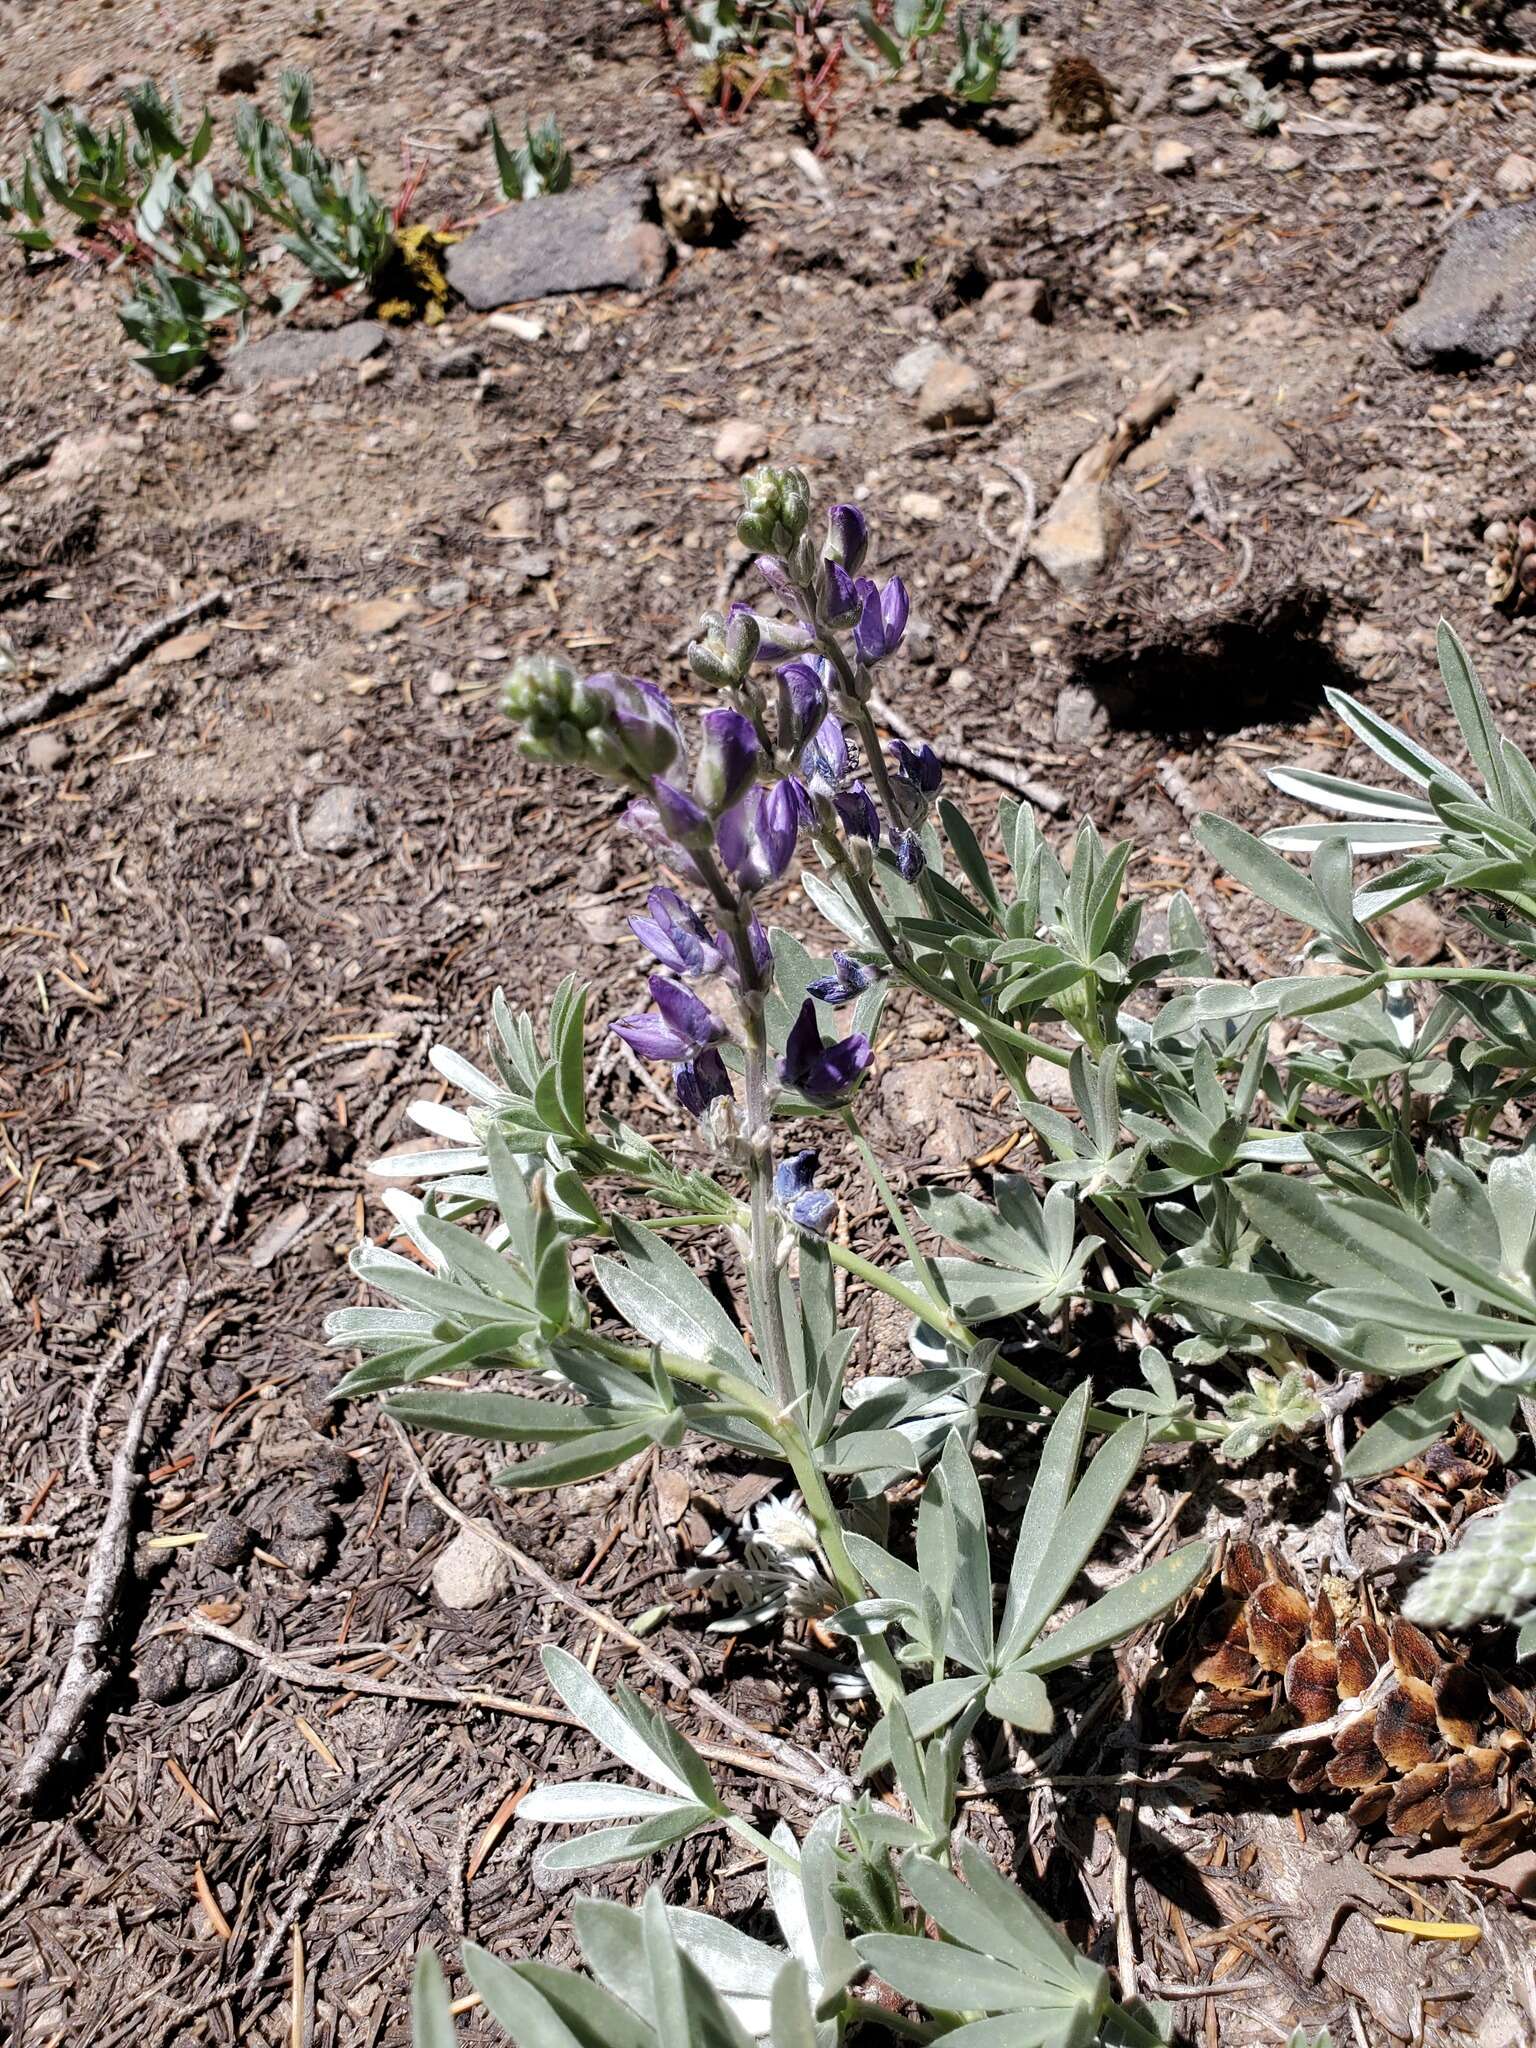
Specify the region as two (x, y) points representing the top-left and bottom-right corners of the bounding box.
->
(1, 68), (391, 380)
(490, 112), (573, 200)
(1405, 1477), (1536, 1656)
(947, 7), (1020, 103)
(235, 70), (393, 287)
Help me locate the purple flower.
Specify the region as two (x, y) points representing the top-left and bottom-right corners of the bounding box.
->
(774, 1149), (818, 1202)
(584, 673), (683, 781)
(852, 576), (910, 666)
(824, 503), (868, 575)
(629, 889), (725, 980)
(651, 777), (713, 849)
(820, 560), (861, 629)
(807, 951), (878, 1005)
(802, 713), (851, 794)
(731, 602), (814, 665)
(890, 739), (942, 796)
(779, 998), (872, 1103)
(612, 975), (726, 1063)
(676, 1046), (734, 1120)
(694, 707), (761, 814)
(835, 783), (880, 842)
(892, 830), (927, 883)
(775, 660), (828, 755)
(773, 1148), (835, 1234)
(623, 799), (702, 884)
(717, 779), (800, 894)
(755, 554), (803, 609)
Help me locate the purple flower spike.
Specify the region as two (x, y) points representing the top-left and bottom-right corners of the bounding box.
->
(807, 951), (878, 1005)
(695, 707), (761, 814)
(825, 503), (869, 575)
(775, 660), (828, 754)
(717, 780), (800, 894)
(629, 889), (725, 980)
(890, 739), (943, 796)
(676, 1046), (733, 1120)
(852, 575), (910, 666)
(779, 998), (872, 1103)
(651, 777), (713, 849)
(611, 1009), (693, 1063)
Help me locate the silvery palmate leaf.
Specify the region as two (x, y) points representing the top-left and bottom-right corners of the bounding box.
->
(838, 1390), (1208, 1755)
(854, 1843), (1113, 2048)
(910, 1176), (1103, 1322)
(519, 1646), (726, 1872)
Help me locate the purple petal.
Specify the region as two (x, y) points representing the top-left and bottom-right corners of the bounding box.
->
(774, 1149), (819, 1201)
(776, 661), (828, 753)
(676, 1045), (733, 1119)
(880, 576), (910, 651)
(695, 706), (761, 814)
(825, 503), (868, 575)
(651, 777), (712, 847)
(650, 974), (725, 1050)
(852, 577), (885, 665)
(835, 784), (880, 841)
(789, 1188), (837, 1235)
(611, 1011), (691, 1063)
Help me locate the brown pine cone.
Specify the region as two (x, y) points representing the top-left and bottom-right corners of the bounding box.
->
(1170, 1538), (1535, 1865)
(1047, 55), (1114, 134)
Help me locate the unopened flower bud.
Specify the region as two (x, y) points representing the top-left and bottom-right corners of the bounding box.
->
(737, 464), (812, 553)
(823, 502), (868, 575)
(819, 560), (861, 629)
(694, 707), (761, 813)
(502, 651), (575, 724)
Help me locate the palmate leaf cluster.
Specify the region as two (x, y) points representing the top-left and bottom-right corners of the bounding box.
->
(330, 487), (1534, 2042)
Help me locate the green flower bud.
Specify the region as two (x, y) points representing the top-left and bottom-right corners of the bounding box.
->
(737, 464), (813, 553)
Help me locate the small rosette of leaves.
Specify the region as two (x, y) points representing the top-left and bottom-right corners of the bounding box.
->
(235, 70), (393, 287)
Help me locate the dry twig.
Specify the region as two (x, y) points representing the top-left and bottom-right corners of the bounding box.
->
(0, 588), (231, 740)
(867, 688), (1067, 817)
(15, 1273), (196, 1806)
(389, 1420), (856, 1805)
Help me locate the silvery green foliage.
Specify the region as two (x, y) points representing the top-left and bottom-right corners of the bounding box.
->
(491, 113), (573, 200)
(409, 1820), (1172, 2048)
(1224, 68), (1284, 133)
(835, 1394), (1208, 1760)
(235, 71), (393, 287)
(947, 8), (1021, 103)
(1404, 1478), (1536, 1657)
(1, 69), (383, 380)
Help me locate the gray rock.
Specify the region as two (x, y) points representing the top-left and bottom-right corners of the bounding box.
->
(225, 322), (387, 388)
(1053, 683), (1109, 748)
(432, 1525), (515, 1609)
(304, 783), (372, 854)
(1125, 401), (1294, 482)
(1393, 202), (1536, 366)
(882, 1055), (977, 1171)
(889, 341), (944, 395)
(1032, 483), (1124, 589)
(446, 177), (668, 309)
(25, 729), (70, 772)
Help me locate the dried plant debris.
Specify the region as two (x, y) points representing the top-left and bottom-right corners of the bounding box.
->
(1170, 1538), (1536, 1865)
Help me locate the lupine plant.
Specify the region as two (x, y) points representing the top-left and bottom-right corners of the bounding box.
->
(335, 468), (1534, 2038)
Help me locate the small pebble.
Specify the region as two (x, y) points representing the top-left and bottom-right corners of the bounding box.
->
(1152, 137), (1195, 176)
(229, 409), (259, 434)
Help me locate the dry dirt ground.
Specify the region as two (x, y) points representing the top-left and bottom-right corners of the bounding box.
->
(4, 0), (1536, 2043)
